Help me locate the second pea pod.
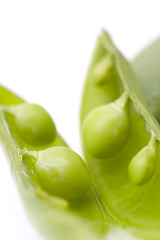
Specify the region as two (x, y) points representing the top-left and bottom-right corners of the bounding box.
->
(80, 30), (160, 240)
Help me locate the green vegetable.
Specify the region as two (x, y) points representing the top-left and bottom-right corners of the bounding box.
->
(128, 132), (157, 185)
(1, 31), (160, 240)
(82, 93), (129, 158)
(80, 30), (160, 240)
(0, 85), (107, 240)
(8, 103), (56, 148)
(34, 147), (90, 200)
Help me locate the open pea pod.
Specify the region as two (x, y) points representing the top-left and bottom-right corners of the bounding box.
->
(0, 85), (110, 240)
(132, 38), (160, 122)
(80, 30), (160, 240)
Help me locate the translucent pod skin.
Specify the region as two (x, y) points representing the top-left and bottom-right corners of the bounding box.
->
(93, 55), (114, 85)
(128, 146), (156, 185)
(82, 102), (129, 158)
(132, 39), (160, 123)
(0, 85), (25, 105)
(34, 147), (91, 200)
(12, 103), (56, 146)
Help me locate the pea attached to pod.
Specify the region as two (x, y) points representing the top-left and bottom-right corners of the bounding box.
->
(82, 92), (129, 158)
(9, 103), (56, 147)
(128, 132), (157, 185)
(28, 146), (91, 201)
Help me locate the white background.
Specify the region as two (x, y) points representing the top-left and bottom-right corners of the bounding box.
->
(0, 1), (159, 239)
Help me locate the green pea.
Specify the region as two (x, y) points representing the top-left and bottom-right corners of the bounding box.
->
(34, 147), (90, 200)
(128, 135), (157, 185)
(13, 103), (56, 146)
(82, 100), (128, 158)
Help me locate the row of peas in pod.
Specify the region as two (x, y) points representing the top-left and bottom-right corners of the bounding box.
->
(0, 30), (160, 240)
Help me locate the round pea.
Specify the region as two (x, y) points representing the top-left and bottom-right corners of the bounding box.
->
(128, 146), (156, 185)
(82, 103), (129, 158)
(34, 147), (90, 200)
(14, 103), (56, 146)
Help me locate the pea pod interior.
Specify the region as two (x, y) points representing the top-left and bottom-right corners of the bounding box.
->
(0, 85), (108, 240)
(80, 31), (160, 240)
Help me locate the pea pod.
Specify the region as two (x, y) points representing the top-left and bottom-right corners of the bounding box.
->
(132, 38), (160, 122)
(0, 85), (109, 240)
(1, 33), (160, 240)
(80, 30), (160, 240)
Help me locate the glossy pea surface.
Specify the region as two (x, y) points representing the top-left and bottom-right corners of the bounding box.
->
(128, 144), (156, 185)
(82, 103), (129, 158)
(34, 147), (91, 200)
(13, 103), (56, 146)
